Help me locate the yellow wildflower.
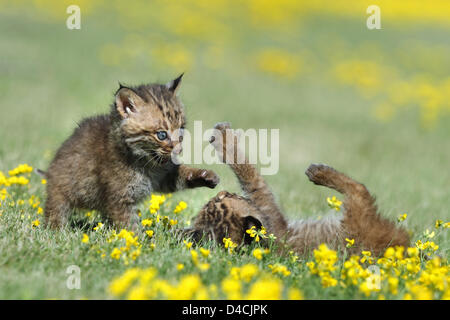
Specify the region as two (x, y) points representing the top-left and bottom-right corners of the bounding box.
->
(424, 229), (435, 239)
(361, 251), (374, 264)
(288, 288), (303, 300)
(108, 268), (141, 296)
(327, 196), (342, 211)
(345, 238), (355, 248)
(268, 263), (291, 277)
(222, 277), (241, 300)
(183, 240), (193, 250)
(245, 278), (282, 300)
(435, 220), (443, 228)
(173, 201), (187, 214)
(111, 248), (122, 260)
(198, 263), (210, 271)
(223, 237), (237, 253)
(141, 219), (153, 227)
(199, 248), (210, 258)
(93, 222), (103, 231)
(252, 248), (270, 260)
(245, 225), (267, 242)
(191, 250), (199, 265)
(397, 213), (407, 222)
(239, 264), (259, 282)
(81, 233), (89, 243)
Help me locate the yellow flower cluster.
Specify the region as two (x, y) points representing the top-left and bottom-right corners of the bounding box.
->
(415, 240), (439, 252)
(149, 194), (166, 214)
(255, 49), (302, 79)
(230, 264), (259, 282)
(109, 265), (303, 300)
(93, 222), (103, 231)
(252, 248), (270, 260)
(306, 241), (450, 299)
(8, 164), (33, 176)
(0, 168), (43, 225)
(345, 238), (355, 248)
(0, 164), (33, 196)
(306, 244), (339, 288)
(0, 169), (30, 187)
(82, 234), (89, 244)
(11, 0), (450, 129)
(334, 59), (450, 129)
(173, 201), (187, 214)
(106, 229), (142, 265)
(223, 237), (238, 254)
(245, 225), (267, 242)
(1, 161), (448, 300)
(190, 249), (210, 271)
(268, 263), (291, 277)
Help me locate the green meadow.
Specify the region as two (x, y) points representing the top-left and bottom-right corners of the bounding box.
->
(0, 1), (449, 299)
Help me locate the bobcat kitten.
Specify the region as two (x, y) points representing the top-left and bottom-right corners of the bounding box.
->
(184, 122), (409, 256)
(43, 74), (219, 229)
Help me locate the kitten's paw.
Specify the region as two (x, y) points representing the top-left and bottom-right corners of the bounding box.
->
(201, 170), (220, 188)
(215, 190), (232, 200)
(209, 122), (232, 145)
(187, 169), (220, 189)
(209, 122), (240, 164)
(214, 121), (231, 131)
(305, 163), (336, 186)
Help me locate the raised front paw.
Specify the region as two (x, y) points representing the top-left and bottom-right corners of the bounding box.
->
(209, 122), (231, 145)
(187, 169), (220, 189)
(209, 122), (241, 163)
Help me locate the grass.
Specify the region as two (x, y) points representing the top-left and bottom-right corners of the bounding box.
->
(0, 3), (449, 299)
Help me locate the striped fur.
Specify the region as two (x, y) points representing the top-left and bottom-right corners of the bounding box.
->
(44, 76), (220, 229)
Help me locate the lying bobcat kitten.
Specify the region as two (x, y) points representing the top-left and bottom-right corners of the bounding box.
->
(43, 75), (219, 229)
(184, 122), (409, 256)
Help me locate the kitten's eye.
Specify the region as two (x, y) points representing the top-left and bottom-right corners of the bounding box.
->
(156, 131), (168, 141)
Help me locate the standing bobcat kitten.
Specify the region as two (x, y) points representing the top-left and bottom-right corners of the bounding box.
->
(184, 122), (409, 256)
(43, 74), (219, 229)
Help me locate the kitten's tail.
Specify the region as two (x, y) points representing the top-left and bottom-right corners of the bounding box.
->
(305, 164), (410, 255)
(35, 168), (47, 178)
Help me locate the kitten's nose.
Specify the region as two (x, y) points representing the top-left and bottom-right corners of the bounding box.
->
(171, 142), (182, 155)
(173, 146), (183, 155)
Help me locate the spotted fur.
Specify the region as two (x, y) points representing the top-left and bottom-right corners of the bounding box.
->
(185, 122), (410, 256)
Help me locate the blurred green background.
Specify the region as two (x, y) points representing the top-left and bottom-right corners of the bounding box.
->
(1, 0), (449, 236)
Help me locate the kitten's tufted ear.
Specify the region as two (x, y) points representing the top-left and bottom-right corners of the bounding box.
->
(115, 86), (145, 119)
(166, 73), (184, 95)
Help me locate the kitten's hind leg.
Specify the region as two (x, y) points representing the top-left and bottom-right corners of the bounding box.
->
(305, 163), (362, 195)
(44, 191), (71, 229)
(305, 164), (409, 255)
